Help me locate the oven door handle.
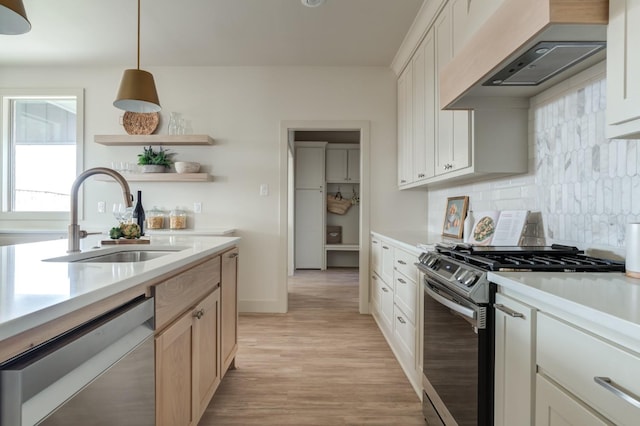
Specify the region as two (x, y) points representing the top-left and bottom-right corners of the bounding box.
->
(424, 284), (476, 323)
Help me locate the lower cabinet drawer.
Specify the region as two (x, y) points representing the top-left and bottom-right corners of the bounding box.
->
(537, 313), (640, 425)
(393, 247), (418, 282)
(393, 270), (416, 325)
(393, 304), (415, 357)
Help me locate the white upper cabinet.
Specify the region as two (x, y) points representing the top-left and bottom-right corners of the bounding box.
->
(397, 65), (414, 187)
(294, 142), (326, 189)
(412, 31), (436, 183)
(606, 0), (640, 139)
(326, 145), (360, 183)
(396, 0), (528, 189)
(435, 4), (471, 176)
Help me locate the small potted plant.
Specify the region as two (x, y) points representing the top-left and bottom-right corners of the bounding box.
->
(137, 146), (173, 173)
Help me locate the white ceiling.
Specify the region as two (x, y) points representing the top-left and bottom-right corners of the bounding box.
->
(1, 0), (424, 67)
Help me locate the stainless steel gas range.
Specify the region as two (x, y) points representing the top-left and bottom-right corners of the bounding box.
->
(416, 243), (625, 426)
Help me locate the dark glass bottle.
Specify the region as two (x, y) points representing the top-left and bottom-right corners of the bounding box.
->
(133, 190), (145, 236)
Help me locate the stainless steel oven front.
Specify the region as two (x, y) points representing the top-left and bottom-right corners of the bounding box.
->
(422, 272), (493, 426)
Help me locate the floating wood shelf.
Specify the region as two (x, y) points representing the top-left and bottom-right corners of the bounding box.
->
(94, 134), (214, 146)
(94, 173), (212, 182)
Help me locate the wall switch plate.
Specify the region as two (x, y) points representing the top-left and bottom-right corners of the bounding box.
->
(193, 202), (202, 213)
(260, 184), (269, 196)
(97, 201), (106, 213)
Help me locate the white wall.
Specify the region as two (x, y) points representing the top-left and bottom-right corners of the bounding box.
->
(427, 63), (636, 259)
(0, 65), (428, 312)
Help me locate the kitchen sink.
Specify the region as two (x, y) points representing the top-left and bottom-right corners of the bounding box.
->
(43, 247), (184, 263)
(74, 250), (174, 263)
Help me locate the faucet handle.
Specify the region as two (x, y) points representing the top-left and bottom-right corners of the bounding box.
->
(78, 230), (102, 239)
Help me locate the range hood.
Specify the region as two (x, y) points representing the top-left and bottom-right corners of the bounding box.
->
(440, 0), (608, 109)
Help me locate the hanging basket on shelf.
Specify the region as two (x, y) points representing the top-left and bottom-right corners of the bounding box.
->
(327, 195), (352, 215)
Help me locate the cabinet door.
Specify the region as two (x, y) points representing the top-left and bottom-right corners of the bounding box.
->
(379, 281), (394, 330)
(295, 145), (325, 189)
(414, 29), (436, 183)
(347, 148), (360, 182)
(397, 65), (413, 186)
(326, 148), (348, 182)
(606, 0), (640, 138)
(412, 36), (427, 182)
(536, 374), (610, 426)
(435, 4), (471, 176)
(221, 248), (239, 374)
(295, 189), (324, 269)
(193, 289), (221, 422)
(494, 293), (535, 426)
(156, 312), (194, 426)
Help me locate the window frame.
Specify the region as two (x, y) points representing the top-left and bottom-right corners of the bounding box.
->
(0, 88), (84, 223)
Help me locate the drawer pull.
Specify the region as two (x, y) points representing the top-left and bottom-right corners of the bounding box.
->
(193, 309), (205, 319)
(494, 303), (524, 318)
(397, 278), (407, 284)
(228, 252), (239, 258)
(372, 275), (377, 280)
(382, 287), (389, 293)
(372, 241), (378, 244)
(397, 316), (406, 324)
(397, 260), (407, 265)
(382, 246), (390, 250)
(594, 377), (640, 409)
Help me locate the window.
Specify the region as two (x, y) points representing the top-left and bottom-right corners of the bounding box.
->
(1, 89), (83, 218)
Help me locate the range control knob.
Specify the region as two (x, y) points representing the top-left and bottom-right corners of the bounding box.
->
(463, 273), (478, 287)
(426, 256), (438, 268)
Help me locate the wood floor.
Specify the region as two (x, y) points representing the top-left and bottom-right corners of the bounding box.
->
(200, 268), (425, 425)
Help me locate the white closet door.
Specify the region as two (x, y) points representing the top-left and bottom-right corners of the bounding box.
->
(295, 189), (324, 269)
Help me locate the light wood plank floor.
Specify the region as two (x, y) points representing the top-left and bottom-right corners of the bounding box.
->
(200, 268), (425, 425)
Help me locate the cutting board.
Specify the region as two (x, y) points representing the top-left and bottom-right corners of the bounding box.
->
(101, 238), (151, 245)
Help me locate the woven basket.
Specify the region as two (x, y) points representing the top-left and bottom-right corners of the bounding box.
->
(327, 195), (352, 215)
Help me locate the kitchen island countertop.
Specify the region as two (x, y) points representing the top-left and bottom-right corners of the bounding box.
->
(0, 234), (239, 343)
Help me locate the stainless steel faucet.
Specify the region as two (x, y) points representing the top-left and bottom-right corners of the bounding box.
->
(68, 167), (132, 253)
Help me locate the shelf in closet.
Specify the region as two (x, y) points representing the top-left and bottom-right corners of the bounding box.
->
(325, 244), (359, 251)
(94, 134), (214, 146)
(93, 173), (212, 182)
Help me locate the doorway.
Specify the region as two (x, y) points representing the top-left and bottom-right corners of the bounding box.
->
(279, 121), (370, 314)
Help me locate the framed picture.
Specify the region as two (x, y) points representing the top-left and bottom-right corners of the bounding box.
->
(442, 196), (469, 239)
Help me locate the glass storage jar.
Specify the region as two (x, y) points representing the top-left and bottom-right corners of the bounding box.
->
(169, 207), (187, 230)
(146, 206), (164, 230)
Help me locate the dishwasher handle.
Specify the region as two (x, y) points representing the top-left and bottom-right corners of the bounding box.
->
(1, 297), (154, 426)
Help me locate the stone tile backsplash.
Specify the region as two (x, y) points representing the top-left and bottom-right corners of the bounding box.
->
(426, 66), (636, 257)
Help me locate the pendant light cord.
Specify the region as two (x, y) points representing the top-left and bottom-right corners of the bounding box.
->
(137, 0), (141, 70)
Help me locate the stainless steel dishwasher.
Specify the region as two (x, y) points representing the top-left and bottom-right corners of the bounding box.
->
(0, 296), (155, 426)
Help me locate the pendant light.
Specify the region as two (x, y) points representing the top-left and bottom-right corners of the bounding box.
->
(114, 0), (161, 113)
(301, 0), (326, 7)
(0, 0), (31, 34)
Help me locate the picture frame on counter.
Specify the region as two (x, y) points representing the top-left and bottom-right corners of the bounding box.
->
(442, 196), (468, 239)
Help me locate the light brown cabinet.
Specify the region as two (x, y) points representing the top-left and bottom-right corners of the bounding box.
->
(221, 247), (239, 374)
(153, 249), (238, 426)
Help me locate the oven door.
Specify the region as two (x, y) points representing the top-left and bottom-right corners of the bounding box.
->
(422, 274), (492, 426)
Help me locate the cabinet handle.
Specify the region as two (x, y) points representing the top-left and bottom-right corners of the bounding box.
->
(228, 252), (238, 258)
(372, 240), (378, 244)
(594, 377), (640, 409)
(193, 309), (205, 319)
(494, 303), (524, 318)
(397, 316), (406, 324)
(382, 287), (389, 293)
(397, 278), (407, 284)
(382, 246), (390, 250)
(372, 275), (377, 280)
(400, 179), (407, 183)
(397, 260), (407, 265)
(417, 173), (425, 178)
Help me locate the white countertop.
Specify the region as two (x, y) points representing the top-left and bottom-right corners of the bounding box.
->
(0, 234), (240, 341)
(490, 271), (640, 349)
(371, 230), (454, 254)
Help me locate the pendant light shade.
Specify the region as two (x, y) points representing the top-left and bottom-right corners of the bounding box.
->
(0, 0), (31, 34)
(114, 0), (161, 112)
(114, 69), (161, 113)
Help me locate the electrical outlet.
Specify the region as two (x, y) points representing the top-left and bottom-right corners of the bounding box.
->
(260, 184), (269, 196)
(193, 202), (202, 213)
(97, 201), (106, 213)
